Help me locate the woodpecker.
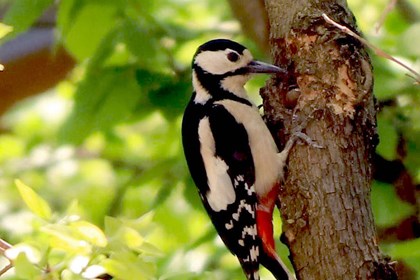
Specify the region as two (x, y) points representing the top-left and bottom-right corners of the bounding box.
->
(182, 39), (296, 280)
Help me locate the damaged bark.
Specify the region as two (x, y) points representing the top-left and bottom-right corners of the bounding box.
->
(260, 1), (398, 279)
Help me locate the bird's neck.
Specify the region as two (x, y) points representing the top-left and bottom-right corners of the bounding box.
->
(192, 69), (251, 105)
(220, 75), (250, 100)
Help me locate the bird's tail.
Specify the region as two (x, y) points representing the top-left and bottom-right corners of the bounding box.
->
(260, 250), (294, 280)
(239, 259), (260, 280)
(256, 189), (295, 280)
(239, 247), (294, 280)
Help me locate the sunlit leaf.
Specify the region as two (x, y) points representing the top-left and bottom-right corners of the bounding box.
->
(14, 252), (42, 279)
(138, 241), (163, 256)
(5, 244), (41, 264)
(104, 216), (123, 238)
(0, 23), (13, 39)
(101, 250), (156, 279)
(105, 217), (144, 250)
(125, 212), (156, 234)
(15, 179), (52, 220)
(0, 135), (25, 163)
(121, 226), (144, 249)
(70, 221), (108, 247)
(41, 226), (91, 254)
(159, 271), (201, 280)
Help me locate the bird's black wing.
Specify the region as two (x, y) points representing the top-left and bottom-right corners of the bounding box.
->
(182, 100), (261, 279)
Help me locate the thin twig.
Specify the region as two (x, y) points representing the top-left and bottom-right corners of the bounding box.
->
(0, 239), (11, 254)
(0, 239), (13, 277)
(0, 263), (13, 277)
(375, 0), (397, 33)
(322, 13), (420, 84)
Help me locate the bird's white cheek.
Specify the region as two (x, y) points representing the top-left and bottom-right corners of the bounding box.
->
(194, 49), (250, 75)
(198, 117), (236, 211)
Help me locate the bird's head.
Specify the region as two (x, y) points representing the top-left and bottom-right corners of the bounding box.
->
(191, 39), (284, 104)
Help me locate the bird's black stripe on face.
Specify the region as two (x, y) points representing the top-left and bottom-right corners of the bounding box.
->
(193, 65), (253, 106)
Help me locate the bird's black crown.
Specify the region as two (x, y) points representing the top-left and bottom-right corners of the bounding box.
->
(194, 39), (247, 59)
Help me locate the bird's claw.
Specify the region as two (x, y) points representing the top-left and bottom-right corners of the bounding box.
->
(291, 131), (323, 149)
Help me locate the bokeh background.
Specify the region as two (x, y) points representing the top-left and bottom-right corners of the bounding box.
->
(0, 0), (419, 279)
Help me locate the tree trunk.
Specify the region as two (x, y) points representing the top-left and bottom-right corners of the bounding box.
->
(260, 0), (398, 279)
(227, 0), (270, 54)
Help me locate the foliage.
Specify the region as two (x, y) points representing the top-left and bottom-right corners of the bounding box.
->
(350, 1), (420, 276)
(8, 180), (161, 279)
(0, 0), (419, 279)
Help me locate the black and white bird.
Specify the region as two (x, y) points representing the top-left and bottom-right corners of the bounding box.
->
(182, 39), (296, 280)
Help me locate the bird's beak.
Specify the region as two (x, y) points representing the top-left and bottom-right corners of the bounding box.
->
(246, 60), (286, 74)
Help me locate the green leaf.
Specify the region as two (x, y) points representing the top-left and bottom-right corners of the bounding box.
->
(105, 217), (145, 249)
(138, 241), (163, 256)
(15, 179), (52, 220)
(0, 135), (25, 163)
(371, 181), (415, 228)
(41, 226), (91, 254)
(101, 250), (156, 280)
(147, 77), (191, 119)
(14, 252), (42, 279)
(70, 221), (108, 247)
(59, 2), (118, 60)
(121, 18), (163, 70)
(401, 23), (420, 57)
(376, 116), (398, 160)
(104, 216), (123, 238)
(0, 23), (13, 39)
(120, 226), (144, 249)
(159, 271), (201, 280)
(134, 69), (191, 119)
(59, 67), (143, 144)
(382, 238), (420, 259)
(2, 0), (53, 40)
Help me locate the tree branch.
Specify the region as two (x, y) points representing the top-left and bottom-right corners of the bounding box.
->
(0, 238), (13, 277)
(227, 0), (270, 54)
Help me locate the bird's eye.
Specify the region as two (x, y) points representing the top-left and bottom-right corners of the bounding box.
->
(227, 52), (240, 62)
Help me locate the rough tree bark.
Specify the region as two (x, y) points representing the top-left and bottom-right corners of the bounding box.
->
(259, 1), (398, 279)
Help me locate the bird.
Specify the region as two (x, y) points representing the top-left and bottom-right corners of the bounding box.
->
(182, 39), (296, 280)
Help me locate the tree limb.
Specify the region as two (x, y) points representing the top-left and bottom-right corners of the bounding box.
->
(227, 0), (270, 54)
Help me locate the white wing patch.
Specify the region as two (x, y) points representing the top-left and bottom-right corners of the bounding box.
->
(243, 246), (260, 262)
(242, 225), (257, 239)
(198, 117), (236, 212)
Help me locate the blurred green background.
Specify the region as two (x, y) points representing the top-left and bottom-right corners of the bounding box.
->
(0, 0), (419, 279)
